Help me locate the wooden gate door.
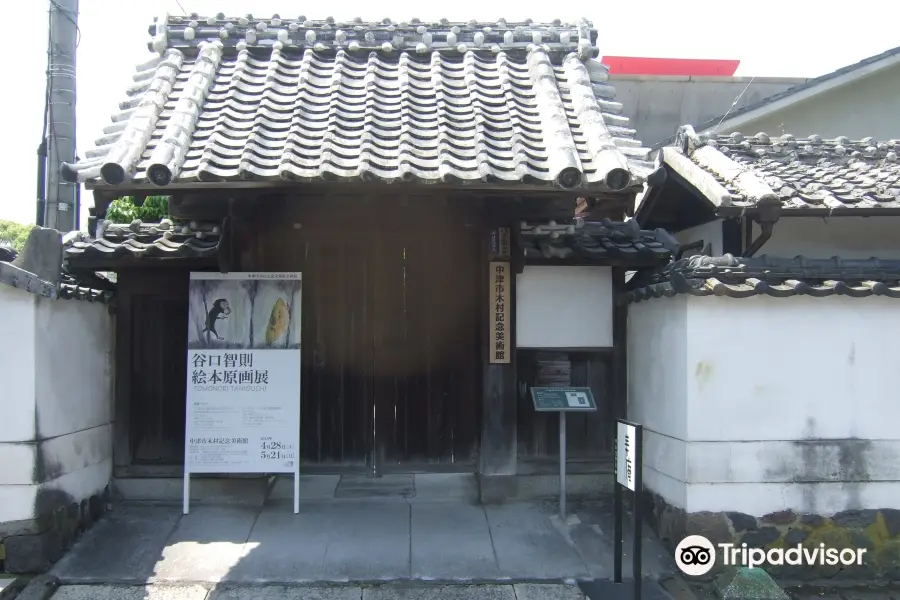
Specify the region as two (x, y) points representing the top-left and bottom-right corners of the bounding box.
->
(371, 209), (483, 472)
(296, 201), (483, 472)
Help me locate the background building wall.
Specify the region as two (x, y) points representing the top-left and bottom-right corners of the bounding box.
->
(611, 75), (805, 147)
(707, 64), (900, 140)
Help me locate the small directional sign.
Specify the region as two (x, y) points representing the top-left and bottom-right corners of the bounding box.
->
(530, 387), (597, 412)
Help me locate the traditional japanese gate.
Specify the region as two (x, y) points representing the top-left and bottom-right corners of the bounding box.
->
(285, 199), (483, 472)
(121, 198), (483, 473)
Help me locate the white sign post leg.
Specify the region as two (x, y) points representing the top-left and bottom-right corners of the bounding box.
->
(559, 411), (567, 521)
(294, 465), (300, 515)
(183, 472), (190, 515)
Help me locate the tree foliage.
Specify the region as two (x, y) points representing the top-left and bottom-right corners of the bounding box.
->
(0, 220), (32, 252)
(106, 196), (170, 224)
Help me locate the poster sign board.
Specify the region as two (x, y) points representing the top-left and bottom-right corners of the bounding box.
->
(530, 387), (597, 412)
(616, 420), (637, 491)
(489, 261), (511, 364)
(184, 272), (302, 514)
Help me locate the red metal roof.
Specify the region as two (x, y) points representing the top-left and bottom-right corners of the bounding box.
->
(601, 56), (740, 77)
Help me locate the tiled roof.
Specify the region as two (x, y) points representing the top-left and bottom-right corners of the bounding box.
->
(520, 218), (677, 262)
(64, 218), (221, 261)
(624, 254), (900, 303)
(59, 271), (116, 304)
(665, 125), (900, 212)
(61, 15), (653, 192)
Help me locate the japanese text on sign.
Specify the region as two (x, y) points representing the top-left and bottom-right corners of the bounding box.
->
(616, 421), (637, 491)
(190, 352), (269, 391)
(489, 261), (511, 364)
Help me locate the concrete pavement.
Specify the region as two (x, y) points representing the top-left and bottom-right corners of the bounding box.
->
(50, 583), (590, 600)
(49, 498), (675, 585)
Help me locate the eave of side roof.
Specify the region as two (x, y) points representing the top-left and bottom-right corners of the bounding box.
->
(641, 125), (900, 220)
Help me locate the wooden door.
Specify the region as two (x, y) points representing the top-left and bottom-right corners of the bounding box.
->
(371, 215), (482, 471)
(291, 200), (483, 472)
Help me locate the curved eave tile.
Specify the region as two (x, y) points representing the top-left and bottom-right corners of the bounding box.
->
(623, 275), (900, 304)
(64, 236), (220, 260)
(59, 284), (116, 304)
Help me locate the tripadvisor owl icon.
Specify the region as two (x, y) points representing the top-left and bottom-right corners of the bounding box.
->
(675, 535), (717, 576)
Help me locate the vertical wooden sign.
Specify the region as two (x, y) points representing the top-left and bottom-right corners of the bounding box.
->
(489, 261), (511, 364)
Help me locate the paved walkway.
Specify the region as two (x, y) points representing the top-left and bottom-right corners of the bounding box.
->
(49, 498), (675, 586)
(50, 583), (589, 600)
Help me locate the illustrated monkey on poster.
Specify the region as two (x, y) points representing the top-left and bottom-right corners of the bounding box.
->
(202, 299), (231, 340)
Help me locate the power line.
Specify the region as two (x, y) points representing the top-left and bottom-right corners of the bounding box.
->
(49, 0), (81, 47)
(712, 77), (755, 134)
(174, 0), (187, 13)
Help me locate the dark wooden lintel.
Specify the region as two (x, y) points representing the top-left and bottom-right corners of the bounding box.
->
(523, 257), (671, 269)
(65, 256), (219, 272)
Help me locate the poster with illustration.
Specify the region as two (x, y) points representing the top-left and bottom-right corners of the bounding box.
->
(187, 272), (301, 349)
(184, 272), (302, 489)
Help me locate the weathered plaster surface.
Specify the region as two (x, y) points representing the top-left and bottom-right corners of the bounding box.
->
(0, 284), (114, 526)
(0, 285), (37, 442)
(0, 460), (112, 527)
(34, 296), (114, 439)
(629, 294), (900, 516)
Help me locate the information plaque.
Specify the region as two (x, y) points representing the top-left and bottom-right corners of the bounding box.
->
(530, 387), (597, 412)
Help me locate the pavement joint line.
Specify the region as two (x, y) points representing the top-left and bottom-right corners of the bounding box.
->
(482, 504), (503, 575)
(406, 497), (413, 579)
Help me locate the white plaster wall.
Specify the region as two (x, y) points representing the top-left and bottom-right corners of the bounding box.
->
(629, 294), (900, 517)
(516, 266), (613, 348)
(34, 297), (114, 438)
(627, 295), (689, 508)
(674, 221), (723, 256)
(0, 286), (36, 443)
(0, 290), (114, 524)
(752, 216), (900, 260)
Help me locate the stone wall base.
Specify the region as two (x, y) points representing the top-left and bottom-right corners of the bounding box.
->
(644, 491), (900, 581)
(1, 486), (111, 574)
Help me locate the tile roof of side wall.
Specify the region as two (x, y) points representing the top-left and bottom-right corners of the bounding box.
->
(651, 125), (900, 215)
(625, 254), (900, 302)
(62, 15), (654, 193)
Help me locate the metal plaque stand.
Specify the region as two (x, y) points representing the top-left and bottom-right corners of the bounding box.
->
(530, 386), (597, 522)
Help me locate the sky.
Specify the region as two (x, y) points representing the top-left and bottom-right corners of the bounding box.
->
(1, 0), (897, 228)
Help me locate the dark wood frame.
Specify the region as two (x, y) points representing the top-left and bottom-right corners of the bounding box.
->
(80, 186), (652, 477)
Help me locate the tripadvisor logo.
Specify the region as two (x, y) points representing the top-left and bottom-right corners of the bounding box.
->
(675, 535), (867, 576)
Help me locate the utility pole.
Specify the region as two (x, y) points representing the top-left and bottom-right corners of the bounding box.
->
(43, 0), (79, 232)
